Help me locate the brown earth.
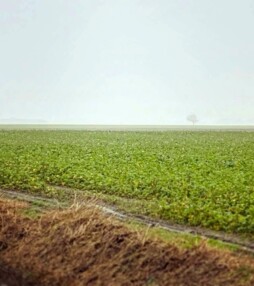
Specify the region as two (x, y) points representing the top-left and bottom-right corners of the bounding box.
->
(0, 198), (254, 286)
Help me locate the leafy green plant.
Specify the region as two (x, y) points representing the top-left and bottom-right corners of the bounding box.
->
(0, 130), (253, 234)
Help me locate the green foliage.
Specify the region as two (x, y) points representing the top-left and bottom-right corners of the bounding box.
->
(0, 130), (253, 233)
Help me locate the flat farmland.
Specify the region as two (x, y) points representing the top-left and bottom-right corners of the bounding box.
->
(0, 130), (253, 234)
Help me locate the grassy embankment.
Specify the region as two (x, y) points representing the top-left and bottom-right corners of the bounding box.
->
(1, 197), (254, 285)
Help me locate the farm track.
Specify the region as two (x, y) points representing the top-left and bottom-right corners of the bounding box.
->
(0, 188), (254, 254)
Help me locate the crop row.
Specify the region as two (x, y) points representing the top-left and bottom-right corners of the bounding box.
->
(0, 130), (253, 233)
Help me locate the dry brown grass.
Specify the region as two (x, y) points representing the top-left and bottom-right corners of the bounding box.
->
(0, 198), (254, 286)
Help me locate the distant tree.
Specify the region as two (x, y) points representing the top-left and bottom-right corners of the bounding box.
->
(187, 114), (198, 125)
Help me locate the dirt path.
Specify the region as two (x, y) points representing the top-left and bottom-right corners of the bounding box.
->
(1, 188), (254, 254)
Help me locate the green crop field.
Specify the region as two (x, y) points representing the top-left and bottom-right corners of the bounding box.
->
(0, 130), (253, 234)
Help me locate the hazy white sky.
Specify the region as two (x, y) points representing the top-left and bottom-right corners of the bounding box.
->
(1, 0), (254, 124)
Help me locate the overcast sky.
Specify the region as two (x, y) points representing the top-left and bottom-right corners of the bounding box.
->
(1, 0), (254, 124)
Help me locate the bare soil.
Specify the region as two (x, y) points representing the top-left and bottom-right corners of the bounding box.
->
(1, 198), (254, 286)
